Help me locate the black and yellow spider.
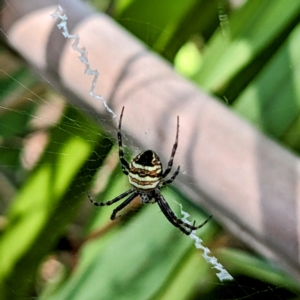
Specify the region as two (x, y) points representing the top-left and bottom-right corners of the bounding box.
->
(88, 107), (212, 235)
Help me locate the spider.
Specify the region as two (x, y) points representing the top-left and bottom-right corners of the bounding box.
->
(88, 107), (212, 235)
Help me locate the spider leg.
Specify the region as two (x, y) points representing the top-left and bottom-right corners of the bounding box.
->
(192, 214), (213, 230)
(156, 192), (211, 234)
(177, 212), (212, 231)
(111, 191), (140, 220)
(156, 192), (194, 235)
(118, 106), (130, 175)
(88, 188), (136, 206)
(162, 116), (179, 178)
(160, 166), (180, 187)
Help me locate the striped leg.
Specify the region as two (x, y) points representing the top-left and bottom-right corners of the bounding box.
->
(156, 192), (192, 235)
(156, 191), (212, 234)
(118, 106), (130, 175)
(162, 116), (179, 178)
(111, 191), (139, 219)
(88, 188), (136, 206)
(160, 166), (180, 187)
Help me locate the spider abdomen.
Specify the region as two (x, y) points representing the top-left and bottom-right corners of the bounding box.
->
(128, 150), (162, 190)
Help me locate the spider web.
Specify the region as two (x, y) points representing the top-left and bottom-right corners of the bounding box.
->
(51, 4), (233, 282)
(0, 1), (298, 300)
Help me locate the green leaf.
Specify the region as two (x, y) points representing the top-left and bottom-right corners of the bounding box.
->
(233, 22), (300, 142)
(194, 0), (300, 96)
(48, 187), (214, 300)
(0, 107), (112, 299)
(114, 0), (223, 61)
(155, 249), (211, 300)
(216, 248), (300, 293)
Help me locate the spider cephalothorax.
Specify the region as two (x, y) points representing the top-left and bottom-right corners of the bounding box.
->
(88, 107), (211, 235)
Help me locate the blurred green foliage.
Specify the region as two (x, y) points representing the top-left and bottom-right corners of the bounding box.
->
(0, 0), (300, 299)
